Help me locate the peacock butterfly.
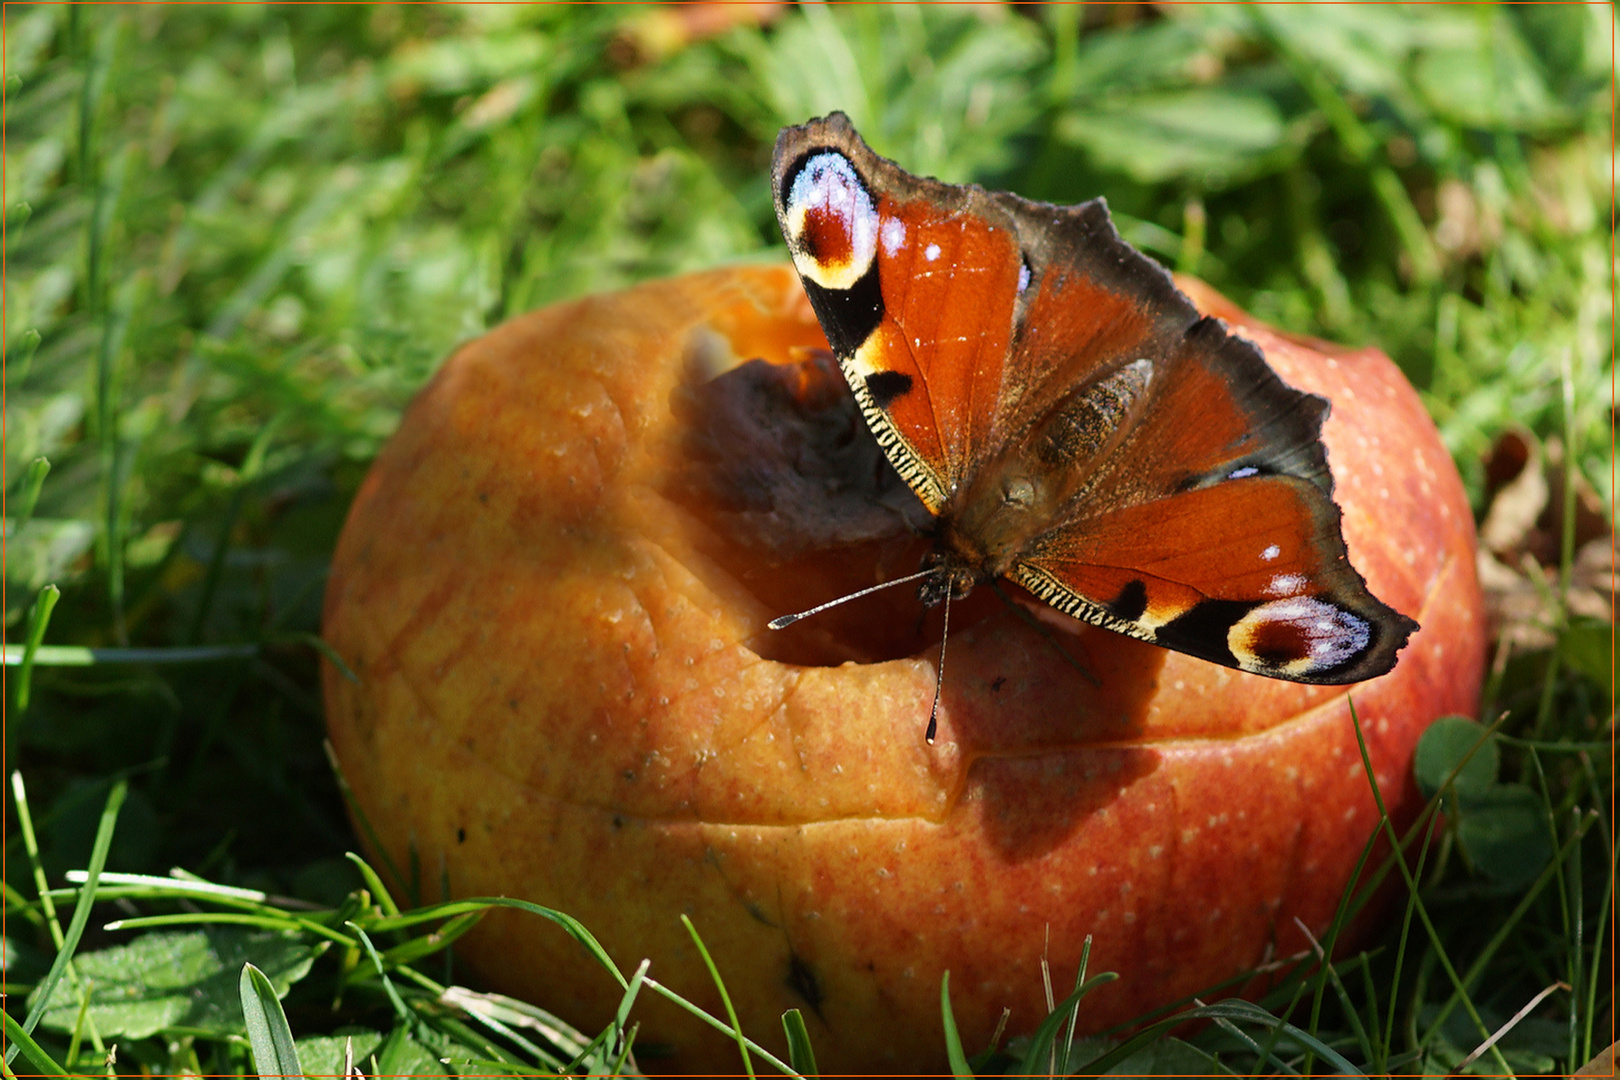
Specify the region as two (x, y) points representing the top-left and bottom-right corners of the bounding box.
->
(768, 112), (1418, 738)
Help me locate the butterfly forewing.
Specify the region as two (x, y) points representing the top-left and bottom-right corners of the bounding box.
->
(770, 112), (1417, 687)
(774, 115), (1027, 512)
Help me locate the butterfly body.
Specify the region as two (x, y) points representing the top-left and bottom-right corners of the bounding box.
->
(771, 113), (1416, 686)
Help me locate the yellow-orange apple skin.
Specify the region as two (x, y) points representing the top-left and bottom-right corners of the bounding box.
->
(322, 264), (1483, 1074)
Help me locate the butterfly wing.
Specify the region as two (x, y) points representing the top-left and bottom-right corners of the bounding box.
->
(772, 114), (1218, 512)
(772, 113), (1032, 513)
(1006, 315), (1416, 683)
(772, 112), (1417, 684)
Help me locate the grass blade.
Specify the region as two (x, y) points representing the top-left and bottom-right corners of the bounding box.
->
(375, 909), (485, 966)
(61, 869), (270, 902)
(612, 958), (650, 1053)
(6, 779), (125, 1066)
(1293, 917), (1376, 1069)
(781, 1009), (819, 1079)
(1348, 698), (1512, 1073)
(0, 1009), (68, 1077)
(1062, 936), (1092, 1071)
(347, 923), (411, 1021)
(639, 974), (799, 1076)
(681, 914), (756, 1080)
(939, 971), (974, 1079)
(1016, 972), (1119, 1077)
(12, 455), (51, 529)
(1419, 812), (1596, 1044)
(8, 774), (108, 1066)
(13, 584), (60, 711)
(1455, 981), (1570, 1073)
(239, 962), (305, 1080)
(2, 643), (259, 667)
(330, 771), (407, 910)
(11, 773), (66, 947)
(7, 327), (40, 382)
(470, 896), (624, 989)
(286, 631), (358, 683)
(438, 986), (582, 1068)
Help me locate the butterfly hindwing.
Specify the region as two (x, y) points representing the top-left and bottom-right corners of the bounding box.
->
(1003, 295), (1414, 683)
(1015, 473), (1410, 682)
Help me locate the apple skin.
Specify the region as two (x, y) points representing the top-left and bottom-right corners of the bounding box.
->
(321, 264), (1483, 1074)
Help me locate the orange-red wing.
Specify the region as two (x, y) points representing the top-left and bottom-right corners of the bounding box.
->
(861, 188), (1025, 505)
(1011, 319), (1413, 684)
(774, 114), (1032, 512)
(1015, 472), (1411, 683)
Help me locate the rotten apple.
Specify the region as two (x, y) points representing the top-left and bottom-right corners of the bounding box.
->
(321, 264), (1483, 1074)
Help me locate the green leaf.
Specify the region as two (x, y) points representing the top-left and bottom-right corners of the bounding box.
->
(1100, 1036), (1233, 1077)
(1410, 15), (1567, 131)
(1056, 88), (1289, 186)
(781, 1009), (819, 1079)
(1063, 18), (1216, 96)
(382, 32), (548, 97)
(29, 928), (318, 1039)
(1414, 715), (1499, 797)
(294, 1032), (385, 1079)
(1255, 5), (1466, 97)
(1456, 784), (1555, 887)
(373, 1024), (444, 1078)
(1510, 5), (1611, 102)
(240, 961), (304, 1080)
(750, 5), (1044, 180)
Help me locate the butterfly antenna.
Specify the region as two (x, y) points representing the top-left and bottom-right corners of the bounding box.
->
(925, 586), (952, 744)
(767, 567), (940, 630)
(988, 580), (1100, 687)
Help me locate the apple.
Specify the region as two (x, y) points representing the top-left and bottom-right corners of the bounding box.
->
(321, 264), (1483, 1074)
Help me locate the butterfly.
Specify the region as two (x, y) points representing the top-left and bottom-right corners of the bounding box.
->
(767, 112), (1417, 740)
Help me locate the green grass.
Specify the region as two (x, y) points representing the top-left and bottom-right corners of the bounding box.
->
(4, 4), (1612, 1076)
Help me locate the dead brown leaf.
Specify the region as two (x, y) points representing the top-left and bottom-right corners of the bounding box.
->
(1476, 427), (1613, 651)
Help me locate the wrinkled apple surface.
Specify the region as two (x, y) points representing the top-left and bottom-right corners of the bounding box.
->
(322, 264), (1483, 1074)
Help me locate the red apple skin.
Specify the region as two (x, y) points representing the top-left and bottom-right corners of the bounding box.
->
(322, 264), (1484, 1074)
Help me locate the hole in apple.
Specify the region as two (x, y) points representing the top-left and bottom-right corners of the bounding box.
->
(661, 342), (1163, 755)
(666, 347), (964, 667)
